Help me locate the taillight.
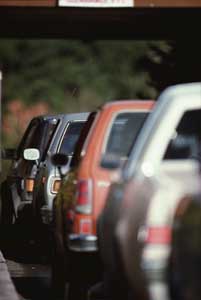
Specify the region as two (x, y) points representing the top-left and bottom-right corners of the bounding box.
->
(25, 178), (34, 192)
(75, 179), (92, 214)
(146, 226), (172, 244)
(51, 179), (61, 193)
(79, 218), (93, 234)
(139, 226), (172, 245)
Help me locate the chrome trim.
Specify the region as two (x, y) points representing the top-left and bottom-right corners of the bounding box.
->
(68, 233), (98, 252)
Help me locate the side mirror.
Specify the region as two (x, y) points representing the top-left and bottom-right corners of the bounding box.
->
(51, 153), (69, 167)
(1, 148), (17, 160)
(100, 154), (122, 170)
(23, 148), (40, 161)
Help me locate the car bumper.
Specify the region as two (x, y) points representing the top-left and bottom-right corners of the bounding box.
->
(68, 234), (98, 252)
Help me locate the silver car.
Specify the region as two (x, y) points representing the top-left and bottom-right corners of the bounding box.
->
(31, 113), (89, 225)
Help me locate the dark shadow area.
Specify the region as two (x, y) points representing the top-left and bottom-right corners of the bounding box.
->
(0, 224), (53, 300)
(0, 7), (200, 40)
(0, 224), (51, 264)
(13, 277), (51, 300)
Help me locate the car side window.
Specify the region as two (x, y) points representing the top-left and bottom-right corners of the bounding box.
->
(17, 120), (39, 156)
(40, 121), (59, 161)
(17, 119), (58, 162)
(58, 121), (85, 156)
(164, 109), (201, 160)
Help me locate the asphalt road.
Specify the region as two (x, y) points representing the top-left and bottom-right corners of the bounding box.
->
(0, 225), (101, 300)
(0, 225), (54, 300)
(7, 259), (51, 300)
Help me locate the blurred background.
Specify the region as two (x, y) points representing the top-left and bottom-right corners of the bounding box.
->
(1, 39), (174, 149)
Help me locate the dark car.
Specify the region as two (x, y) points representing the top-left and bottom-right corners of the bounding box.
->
(1, 115), (59, 225)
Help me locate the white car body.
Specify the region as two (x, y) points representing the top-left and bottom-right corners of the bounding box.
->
(116, 83), (201, 300)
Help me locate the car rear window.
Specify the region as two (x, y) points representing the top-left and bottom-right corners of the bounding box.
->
(41, 120), (59, 161)
(104, 112), (149, 158)
(58, 121), (85, 155)
(70, 112), (97, 167)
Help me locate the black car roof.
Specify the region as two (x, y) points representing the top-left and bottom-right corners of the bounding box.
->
(30, 112), (90, 122)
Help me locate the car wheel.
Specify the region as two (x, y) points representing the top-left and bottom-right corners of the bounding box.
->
(0, 180), (15, 225)
(169, 200), (201, 300)
(51, 245), (67, 299)
(67, 252), (102, 300)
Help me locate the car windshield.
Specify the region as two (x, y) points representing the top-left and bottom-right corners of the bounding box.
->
(58, 121), (85, 155)
(104, 112), (149, 159)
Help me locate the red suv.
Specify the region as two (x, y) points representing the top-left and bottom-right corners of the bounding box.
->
(68, 100), (154, 253)
(51, 100), (154, 299)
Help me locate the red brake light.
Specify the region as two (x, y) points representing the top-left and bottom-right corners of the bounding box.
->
(79, 218), (92, 234)
(75, 179), (92, 214)
(145, 226), (172, 245)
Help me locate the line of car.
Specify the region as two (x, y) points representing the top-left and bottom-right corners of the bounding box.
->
(96, 83), (201, 300)
(1, 82), (200, 300)
(1, 113), (89, 225)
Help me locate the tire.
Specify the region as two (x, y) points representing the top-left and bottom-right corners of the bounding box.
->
(169, 200), (201, 300)
(0, 180), (15, 225)
(51, 243), (67, 299)
(68, 252), (102, 300)
(68, 279), (89, 300)
(88, 282), (110, 300)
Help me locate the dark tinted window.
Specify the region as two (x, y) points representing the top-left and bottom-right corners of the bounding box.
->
(70, 112), (97, 167)
(19, 121), (38, 151)
(104, 112), (149, 158)
(164, 109), (201, 160)
(59, 121), (85, 155)
(18, 118), (58, 161)
(41, 120), (59, 161)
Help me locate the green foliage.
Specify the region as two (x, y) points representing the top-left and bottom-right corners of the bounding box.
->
(0, 39), (174, 181)
(0, 39), (174, 114)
